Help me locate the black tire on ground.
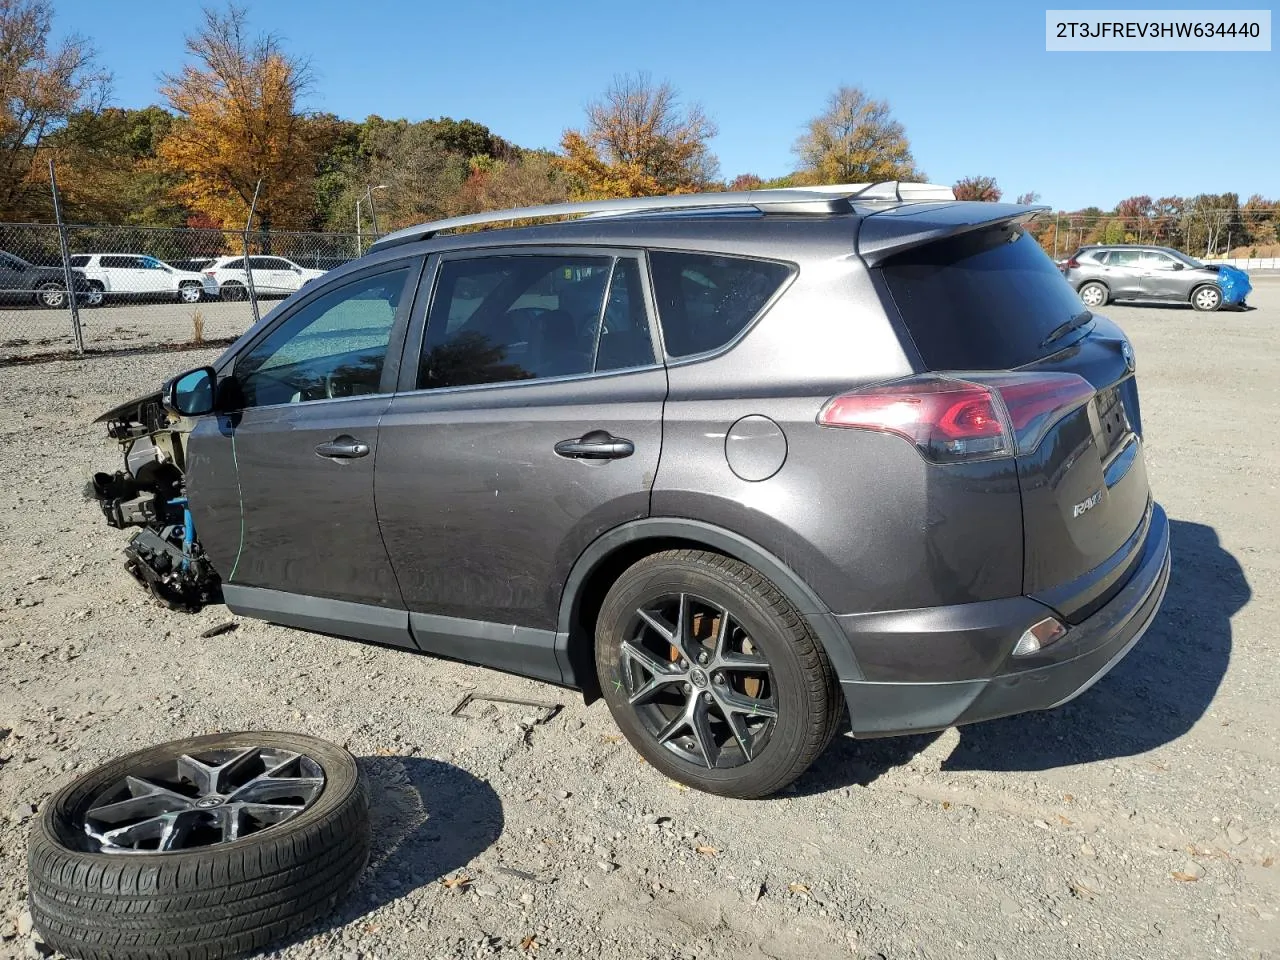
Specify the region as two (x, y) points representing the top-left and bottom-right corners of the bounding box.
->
(1191, 284), (1222, 312)
(595, 549), (843, 799)
(27, 731), (371, 960)
(220, 282), (247, 302)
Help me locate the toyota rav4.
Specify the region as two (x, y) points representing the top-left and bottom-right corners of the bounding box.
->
(89, 183), (1171, 798)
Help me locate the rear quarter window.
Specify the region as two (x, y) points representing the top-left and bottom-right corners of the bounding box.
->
(649, 252), (792, 358)
(881, 225), (1091, 371)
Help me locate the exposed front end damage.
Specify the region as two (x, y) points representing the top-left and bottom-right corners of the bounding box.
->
(89, 391), (221, 611)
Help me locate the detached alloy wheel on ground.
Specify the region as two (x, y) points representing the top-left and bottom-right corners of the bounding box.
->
(27, 731), (370, 960)
(595, 550), (843, 798)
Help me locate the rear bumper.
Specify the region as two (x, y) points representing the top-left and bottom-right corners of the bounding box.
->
(839, 502), (1171, 737)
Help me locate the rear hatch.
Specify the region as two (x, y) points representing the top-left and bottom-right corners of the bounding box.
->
(867, 210), (1151, 622)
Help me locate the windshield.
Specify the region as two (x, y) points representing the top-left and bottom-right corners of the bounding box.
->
(1169, 249), (1205, 268)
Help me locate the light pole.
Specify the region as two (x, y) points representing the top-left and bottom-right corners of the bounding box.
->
(355, 184), (388, 254)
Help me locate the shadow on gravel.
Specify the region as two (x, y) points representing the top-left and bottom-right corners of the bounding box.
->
(795, 518), (1248, 791)
(295, 756), (503, 944)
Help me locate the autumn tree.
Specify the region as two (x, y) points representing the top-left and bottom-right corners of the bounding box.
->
(158, 5), (327, 230)
(559, 73), (719, 198)
(0, 0), (109, 219)
(953, 176), (1002, 202)
(727, 173), (764, 192)
(792, 86), (923, 185)
(45, 106), (184, 223)
(449, 152), (569, 217)
(1016, 191), (1041, 205)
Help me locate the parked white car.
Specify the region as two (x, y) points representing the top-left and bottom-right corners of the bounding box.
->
(204, 255), (327, 301)
(69, 254), (219, 306)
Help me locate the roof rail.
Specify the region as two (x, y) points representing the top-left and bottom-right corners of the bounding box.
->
(368, 181), (956, 251)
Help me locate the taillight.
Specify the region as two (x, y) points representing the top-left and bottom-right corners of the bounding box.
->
(204, 271), (216, 278)
(818, 373), (1095, 462)
(1066, 257), (1080, 269)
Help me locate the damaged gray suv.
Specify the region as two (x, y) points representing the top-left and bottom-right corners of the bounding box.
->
(91, 183), (1171, 798)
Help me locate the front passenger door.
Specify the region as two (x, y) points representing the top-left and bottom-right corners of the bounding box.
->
(376, 250), (666, 683)
(187, 260), (423, 643)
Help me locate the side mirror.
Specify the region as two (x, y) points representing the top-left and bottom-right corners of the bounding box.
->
(1172, 263), (1185, 270)
(163, 366), (217, 417)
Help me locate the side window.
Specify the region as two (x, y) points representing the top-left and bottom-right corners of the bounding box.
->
(100, 256), (129, 269)
(595, 259), (655, 372)
(222, 258), (244, 270)
(1108, 250), (1142, 267)
(649, 252), (792, 358)
(1141, 251), (1176, 270)
(231, 268), (410, 408)
(69, 255), (89, 267)
(248, 257), (275, 270)
(418, 254), (654, 389)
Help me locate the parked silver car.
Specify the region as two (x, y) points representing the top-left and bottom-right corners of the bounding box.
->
(1063, 245), (1235, 312)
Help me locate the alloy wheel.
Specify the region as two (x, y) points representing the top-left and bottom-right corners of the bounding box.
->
(82, 745), (325, 854)
(39, 286), (65, 308)
(619, 592), (777, 769)
(180, 284), (203, 303)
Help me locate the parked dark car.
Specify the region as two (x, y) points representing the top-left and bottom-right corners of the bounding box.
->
(90, 184), (1170, 798)
(0, 249), (90, 308)
(1063, 244), (1248, 311)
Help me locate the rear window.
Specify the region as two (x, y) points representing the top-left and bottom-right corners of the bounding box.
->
(882, 225), (1091, 371)
(69, 255), (89, 267)
(649, 252), (792, 358)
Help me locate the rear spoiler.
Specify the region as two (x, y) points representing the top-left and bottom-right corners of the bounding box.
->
(856, 202), (1051, 265)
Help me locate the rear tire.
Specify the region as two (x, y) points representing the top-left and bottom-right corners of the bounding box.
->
(84, 281), (105, 307)
(27, 731), (370, 960)
(1191, 284), (1222, 312)
(595, 549), (842, 799)
(1077, 281), (1108, 308)
(220, 281), (247, 302)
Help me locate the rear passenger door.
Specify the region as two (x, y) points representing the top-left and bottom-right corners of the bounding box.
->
(1102, 249), (1144, 298)
(376, 249), (666, 683)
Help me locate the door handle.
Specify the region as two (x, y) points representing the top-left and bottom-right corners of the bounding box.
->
(315, 436), (370, 459)
(554, 431), (635, 460)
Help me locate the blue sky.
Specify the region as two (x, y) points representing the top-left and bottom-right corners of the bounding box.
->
(55, 0), (1277, 210)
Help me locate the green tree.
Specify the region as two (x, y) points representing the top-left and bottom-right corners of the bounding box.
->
(792, 86), (923, 184)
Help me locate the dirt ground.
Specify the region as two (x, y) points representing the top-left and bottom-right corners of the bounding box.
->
(1, 279), (1278, 960)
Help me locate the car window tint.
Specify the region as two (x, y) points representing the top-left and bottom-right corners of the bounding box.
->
(100, 256), (131, 269)
(882, 225), (1092, 371)
(248, 257), (276, 270)
(69, 255), (89, 267)
(232, 268), (409, 408)
(594, 259), (655, 372)
(649, 251), (792, 358)
(419, 254), (628, 389)
(222, 258), (244, 270)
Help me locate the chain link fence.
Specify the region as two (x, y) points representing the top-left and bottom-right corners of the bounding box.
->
(1, 221), (375, 361)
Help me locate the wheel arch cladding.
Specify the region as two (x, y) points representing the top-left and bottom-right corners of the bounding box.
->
(555, 518), (864, 702)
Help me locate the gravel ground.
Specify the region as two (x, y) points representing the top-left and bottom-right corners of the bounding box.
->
(2, 279), (1278, 960)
